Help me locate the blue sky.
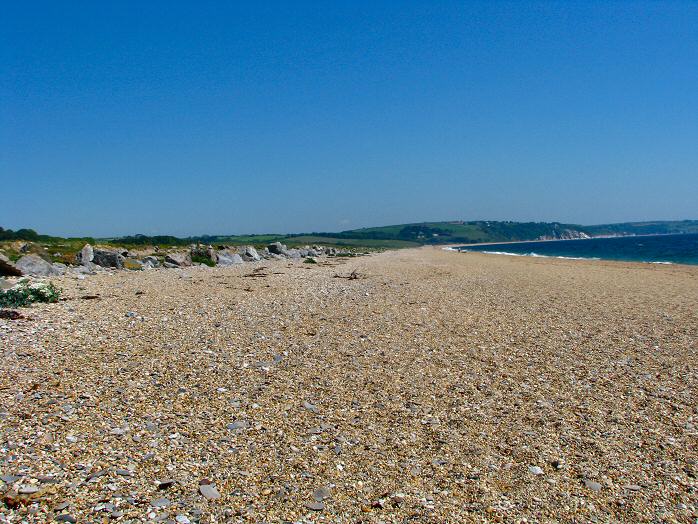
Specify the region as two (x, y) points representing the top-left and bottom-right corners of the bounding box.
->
(2, 1), (697, 237)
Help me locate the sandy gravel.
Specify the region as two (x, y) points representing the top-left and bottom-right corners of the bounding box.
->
(1, 248), (697, 523)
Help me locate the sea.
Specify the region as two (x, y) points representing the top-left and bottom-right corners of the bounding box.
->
(453, 233), (698, 266)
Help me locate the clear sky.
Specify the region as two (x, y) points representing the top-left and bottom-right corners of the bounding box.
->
(2, 1), (697, 237)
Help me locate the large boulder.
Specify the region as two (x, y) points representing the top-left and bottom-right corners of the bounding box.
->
(164, 252), (192, 267)
(0, 278), (14, 291)
(15, 254), (61, 276)
(92, 248), (125, 269)
(285, 248), (302, 259)
(239, 245), (261, 262)
(267, 242), (288, 256)
(216, 251), (244, 266)
(142, 256), (161, 269)
(0, 253), (22, 276)
(76, 244), (94, 265)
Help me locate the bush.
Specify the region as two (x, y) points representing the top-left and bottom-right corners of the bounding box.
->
(191, 254), (216, 267)
(0, 280), (61, 308)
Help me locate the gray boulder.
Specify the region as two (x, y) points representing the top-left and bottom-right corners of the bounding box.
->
(285, 248), (302, 259)
(239, 245), (261, 262)
(0, 278), (14, 291)
(92, 248), (125, 269)
(15, 254), (61, 276)
(164, 252), (192, 267)
(216, 251), (244, 266)
(142, 256), (160, 269)
(0, 253), (22, 276)
(267, 242), (288, 255)
(76, 244), (94, 265)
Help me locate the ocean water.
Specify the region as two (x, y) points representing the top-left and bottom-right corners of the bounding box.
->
(454, 233), (698, 265)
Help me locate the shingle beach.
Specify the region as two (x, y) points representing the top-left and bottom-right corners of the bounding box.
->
(1, 248), (696, 523)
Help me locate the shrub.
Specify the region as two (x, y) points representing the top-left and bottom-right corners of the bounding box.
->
(0, 280), (61, 308)
(191, 254), (215, 267)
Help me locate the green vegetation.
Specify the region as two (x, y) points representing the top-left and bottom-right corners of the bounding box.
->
(191, 254), (216, 267)
(1, 220), (697, 257)
(0, 280), (61, 308)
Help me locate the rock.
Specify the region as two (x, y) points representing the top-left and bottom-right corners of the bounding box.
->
(150, 497), (171, 507)
(52, 263), (67, 275)
(92, 249), (124, 269)
(199, 483), (220, 500)
(216, 251), (244, 266)
(15, 254), (60, 276)
(0, 253), (22, 276)
(528, 466), (544, 475)
(583, 479), (602, 492)
(55, 515), (77, 523)
(157, 479), (177, 490)
(123, 258), (144, 270)
(313, 486), (331, 501)
(0, 278), (14, 291)
(267, 242), (288, 255)
(164, 252), (192, 267)
(142, 256), (161, 269)
(227, 420), (249, 431)
(76, 244), (94, 264)
(0, 474), (21, 484)
(239, 246), (261, 262)
(305, 501), (324, 511)
(285, 248), (302, 259)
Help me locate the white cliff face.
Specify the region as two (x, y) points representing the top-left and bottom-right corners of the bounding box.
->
(538, 229), (591, 241)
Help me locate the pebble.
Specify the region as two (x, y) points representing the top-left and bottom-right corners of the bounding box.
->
(55, 515), (77, 523)
(199, 483), (221, 500)
(313, 486), (331, 501)
(150, 497), (171, 508)
(584, 480), (602, 492)
(305, 501), (325, 511)
(528, 466), (544, 476)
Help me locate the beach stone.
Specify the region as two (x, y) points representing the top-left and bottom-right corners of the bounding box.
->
(528, 466), (544, 475)
(305, 501), (324, 511)
(227, 420), (249, 431)
(584, 479), (602, 492)
(15, 254), (59, 276)
(216, 251), (244, 266)
(151, 497), (171, 507)
(313, 486), (331, 501)
(0, 253), (22, 276)
(76, 244), (94, 264)
(92, 248), (124, 269)
(55, 515), (77, 523)
(239, 245), (261, 261)
(158, 479), (177, 490)
(164, 252), (192, 267)
(199, 483), (220, 500)
(142, 256), (161, 268)
(267, 242), (288, 255)
(1, 475), (21, 484)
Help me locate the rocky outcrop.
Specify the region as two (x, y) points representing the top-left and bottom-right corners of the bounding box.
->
(92, 248), (125, 269)
(15, 255), (62, 276)
(216, 251), (244, 266)
(0, 253), (22, 277)
(164, 252), (192, 267)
